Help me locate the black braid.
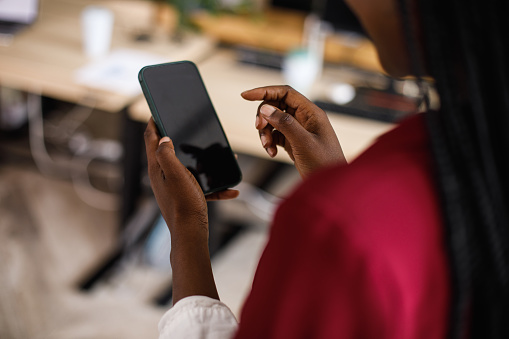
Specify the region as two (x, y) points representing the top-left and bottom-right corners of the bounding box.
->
(397, 0), (509, 338)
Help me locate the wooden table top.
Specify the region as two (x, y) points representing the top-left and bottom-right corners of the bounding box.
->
(0, 0), (215, 112)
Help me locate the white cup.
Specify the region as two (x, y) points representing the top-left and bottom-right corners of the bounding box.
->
(81, 6), (114, 59)
(282, 49), (321, 97)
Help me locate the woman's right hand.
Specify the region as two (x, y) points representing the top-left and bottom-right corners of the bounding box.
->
(241, 85), (346, 178)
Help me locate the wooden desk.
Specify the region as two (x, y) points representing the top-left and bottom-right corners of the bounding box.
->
(130, 49), (394, 163)
(191, 9), (383, 73)
(0, 0), (215, 112)
(0, 0), (216, 224)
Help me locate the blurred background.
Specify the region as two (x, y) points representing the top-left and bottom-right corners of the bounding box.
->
(0, 0), (433, 337)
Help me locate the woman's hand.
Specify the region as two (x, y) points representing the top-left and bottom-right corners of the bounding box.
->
(144, 119), (238, 235)
(145, 118), (209, 239)
(242, 85), (346, 178)
(144, 118), (238, 304)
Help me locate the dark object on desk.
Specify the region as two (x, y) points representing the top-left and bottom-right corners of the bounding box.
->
(235, 46), (285, 70)
(315, 87), (418, 123)
(134, 32), (152, 42)
(271, 0), (365, 36)
(0, 0), (39, 35)
(320, 0), (366, 36)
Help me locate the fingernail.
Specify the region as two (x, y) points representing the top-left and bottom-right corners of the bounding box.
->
(266, 147), (275, 157)
(260, 105), (276, 117)
(260, 134), (268, 147)
(159, 137), (170, 146)
(255, 115), (261, 128)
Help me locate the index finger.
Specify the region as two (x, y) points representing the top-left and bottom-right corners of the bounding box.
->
(241, 85), (311, 110)
(206, 189), (240, 201)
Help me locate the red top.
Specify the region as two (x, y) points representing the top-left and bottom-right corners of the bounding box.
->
(235, 114), (450, 339)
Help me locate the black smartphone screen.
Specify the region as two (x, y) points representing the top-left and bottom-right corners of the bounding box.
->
(139, 61), (242, 194)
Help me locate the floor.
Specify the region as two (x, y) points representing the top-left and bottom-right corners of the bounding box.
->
(0, 102), (300, 338)
(0, 165), (161, 339)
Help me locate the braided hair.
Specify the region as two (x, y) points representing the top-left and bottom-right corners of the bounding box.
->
(397, 0), (509, 337)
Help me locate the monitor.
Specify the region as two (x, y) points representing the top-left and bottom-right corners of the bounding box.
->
(271, 0), (365, 36)
(0, 0), (39, 25)
(271, 0), (313, 12)
(321, 1), (365, 35)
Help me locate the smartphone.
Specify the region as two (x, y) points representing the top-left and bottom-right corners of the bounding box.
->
(138, 61), (242, 195)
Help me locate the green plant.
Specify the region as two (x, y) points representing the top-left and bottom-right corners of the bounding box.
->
(156, 0), (257, 30)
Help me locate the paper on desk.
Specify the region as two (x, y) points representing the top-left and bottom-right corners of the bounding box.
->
(74, 49), (168, 96)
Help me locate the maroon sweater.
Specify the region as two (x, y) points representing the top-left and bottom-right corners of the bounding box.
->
(236, 114), (450, 339)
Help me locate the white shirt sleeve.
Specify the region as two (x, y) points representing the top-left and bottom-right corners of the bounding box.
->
(158, 296), (239, 339)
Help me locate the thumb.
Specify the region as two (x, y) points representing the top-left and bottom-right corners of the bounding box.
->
(155, 137), (181, 174)
(156, 136), (202, 192)
(259, 104), (309, 143)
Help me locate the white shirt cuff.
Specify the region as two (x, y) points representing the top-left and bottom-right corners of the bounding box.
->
(158, 296), (238, 339)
